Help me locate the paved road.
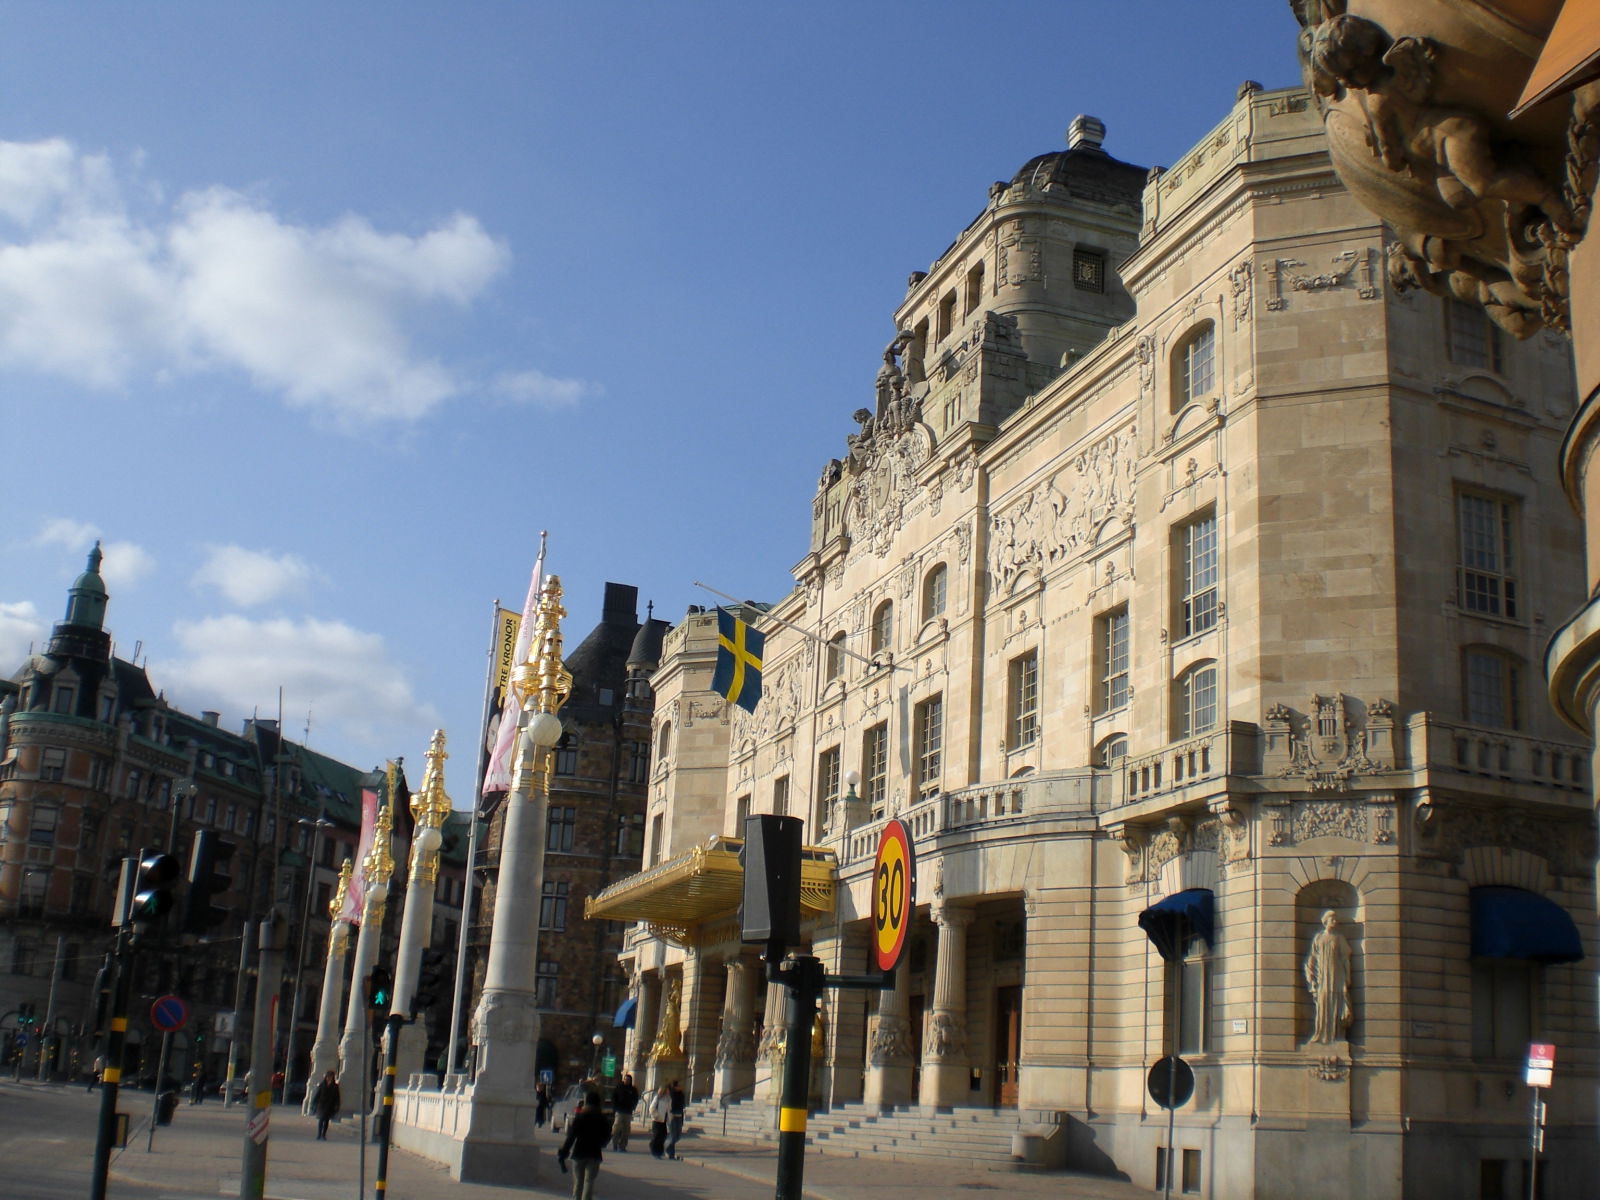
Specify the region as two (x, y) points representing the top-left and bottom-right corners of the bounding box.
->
(0, 1076), (1150, 1200)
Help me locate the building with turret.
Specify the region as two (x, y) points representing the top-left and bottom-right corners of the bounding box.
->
(588, 85), (1597, 1200)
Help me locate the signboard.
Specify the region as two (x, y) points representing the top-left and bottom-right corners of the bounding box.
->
(150, 994), (189, 1033)
(602, 1054), (617, 1078)
(1147, 1055), (1195, 1110)
(872, 819), (916, 972)
(1526, 1042), (1555, 1089)
(245, 1109), (269, 1145)
(213, 1010), (235, 1038)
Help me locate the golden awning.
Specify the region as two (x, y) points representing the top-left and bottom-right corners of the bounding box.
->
(585, 835), (836, 928)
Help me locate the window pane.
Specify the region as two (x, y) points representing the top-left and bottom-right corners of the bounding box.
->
(1010, 652), (1039, 748)
(1100, 608), (1130, 712)
(863, 723), (889, 815)
(915, 694), (943, 796)
(1181, 514), (1219, 637)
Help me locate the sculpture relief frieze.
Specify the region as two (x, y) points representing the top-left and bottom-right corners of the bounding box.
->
(1268, 693), (1392, 790)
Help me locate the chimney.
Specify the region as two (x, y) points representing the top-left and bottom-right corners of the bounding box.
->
(1067, 114), (1106, 150)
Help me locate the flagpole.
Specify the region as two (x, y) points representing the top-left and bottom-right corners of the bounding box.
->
(445, 597), (502, 1079)
(691, 580), (907, 671)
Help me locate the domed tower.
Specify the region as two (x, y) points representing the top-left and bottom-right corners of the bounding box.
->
(15, 544), (116, 719)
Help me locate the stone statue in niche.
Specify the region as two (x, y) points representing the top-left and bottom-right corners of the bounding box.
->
(1303, 910), (1353, 1044)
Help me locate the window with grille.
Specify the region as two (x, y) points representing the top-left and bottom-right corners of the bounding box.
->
(914, 694), (943, 798)
(1178, 512), (1218, 638)
(1174, 324), (1215, 410)
(546, 806), (576, 852)
(1457, 491), (1518, 619)
(1073, 248), (1105, 293)
(1464, 647), (1521, 730)
(862, 722), (889, 817)
(1175, 663), (1218, 739)
(1008, 652), (1039, 749)
(1097, 607), (1130, 713)
(540, 880), (569, 931)
(816, 746), (841, 829)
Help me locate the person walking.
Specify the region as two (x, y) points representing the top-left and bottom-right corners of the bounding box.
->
(609, 1072), (639, 1151)
(556, 1091), (612, 1200)
(310, 1070), (341, 1140)
(665, 1078), (686, 1159)
(88, 1054), (105, 1092)
(535, 1080), (551, 1128)
(647, 1084), (670, 1158)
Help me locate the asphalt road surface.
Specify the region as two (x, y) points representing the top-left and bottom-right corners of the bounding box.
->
(0, 1078), (176, 1200)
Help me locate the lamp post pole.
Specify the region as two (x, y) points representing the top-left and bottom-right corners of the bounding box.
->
(282, 816), (333, 1105)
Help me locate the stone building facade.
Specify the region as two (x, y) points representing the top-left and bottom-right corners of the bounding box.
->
(0, 548), (466, 1094)
(588, 86), (1597, 1199)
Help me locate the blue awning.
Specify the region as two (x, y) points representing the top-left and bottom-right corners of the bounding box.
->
(1138, 888), (1215, 961)
(613, 996), (637, 1029)
(1470, 886), (1584, 964)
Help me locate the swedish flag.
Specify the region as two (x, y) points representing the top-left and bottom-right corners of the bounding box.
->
(712, 606), (765, 714)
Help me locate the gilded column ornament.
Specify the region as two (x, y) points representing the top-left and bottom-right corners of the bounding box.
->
(306, 858), (354, 1106)
(388, 730), (453, 1083)
(337, 774), (396, 1100)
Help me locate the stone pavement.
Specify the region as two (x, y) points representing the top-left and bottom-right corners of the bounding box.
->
(90, 1085), (1150, 1200)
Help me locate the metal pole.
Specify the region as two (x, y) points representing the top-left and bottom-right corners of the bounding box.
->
(773, 954), (823, 1200)
(146, 1030), (173, 1151)
(1528, 1085), (1541, 1200)
(90, 931), (132, 1200)
(374, 1013), (403, 1196)
(37, 935), (64, 1080)
(241, 912), (285, 1200)
(359, 1013), (369, 1200)
(224, 923), (255, 1107)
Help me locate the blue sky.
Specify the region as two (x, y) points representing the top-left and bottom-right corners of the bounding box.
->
(0, 3), (1303, 794)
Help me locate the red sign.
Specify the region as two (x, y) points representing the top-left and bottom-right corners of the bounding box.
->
(1526, 1042), (1555, 1088)
(872, 819), (916, 972)
(150, 994), (189, 1033)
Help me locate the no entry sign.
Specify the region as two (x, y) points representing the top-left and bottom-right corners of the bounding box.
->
(150, 994), (189, 1033)
(872, 819), (916, 972)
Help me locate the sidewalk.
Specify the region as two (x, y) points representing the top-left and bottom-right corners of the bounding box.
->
(97, 1087), (1148, 1200)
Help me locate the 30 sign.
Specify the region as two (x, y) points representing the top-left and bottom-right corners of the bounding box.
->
(872, 819), (916, 972)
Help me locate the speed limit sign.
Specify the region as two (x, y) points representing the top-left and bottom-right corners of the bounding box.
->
(872, 819), (916, 971)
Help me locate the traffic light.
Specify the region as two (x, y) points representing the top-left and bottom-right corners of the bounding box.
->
(739, 814), (803, 952)
(412, 949), (448, 1018)
(366, 965), (392, 1014)
(16, 1002), (34, 1030)
(130, 851), (180, 926)
(183, 831), (236, 933)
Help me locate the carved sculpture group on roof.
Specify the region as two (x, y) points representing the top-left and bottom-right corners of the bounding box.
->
(1293, 2), (1592, 336)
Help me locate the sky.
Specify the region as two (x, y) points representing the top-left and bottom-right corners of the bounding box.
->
(0, 2), (1305, 799)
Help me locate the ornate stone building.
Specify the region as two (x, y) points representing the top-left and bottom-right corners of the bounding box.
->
(588, 85), (1597, 1199)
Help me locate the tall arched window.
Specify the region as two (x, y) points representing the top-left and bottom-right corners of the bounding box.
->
(826, 632), (847, 681)
(656, 720), (672, 761)
(871, 601), (894, 655)
(1172, 322), (1216, 412)
(1174, 661), (1218, 739)
(922, 564), (948, 624)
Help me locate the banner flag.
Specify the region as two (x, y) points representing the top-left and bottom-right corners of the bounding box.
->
(477, 606), (522, 796)
(482, 539), (547, 795)
(711, 606), (765, 714)
(341, 785), (380, 924)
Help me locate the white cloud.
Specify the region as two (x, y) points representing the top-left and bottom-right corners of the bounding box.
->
(28, 518), (153, 591)
(0, 600), (47, 669)
(192, 544), (320, 607)
(158, 615), (437, 749)
(490, 368), (596, 409)
(0, 138), (576, 424)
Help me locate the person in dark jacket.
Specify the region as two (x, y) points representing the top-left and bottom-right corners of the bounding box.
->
(609, 1073), (639, 1151)
(557, 1092), (612, 1200)
(665, 1079), (686, 1159)
(310, 1071), (340, 1140)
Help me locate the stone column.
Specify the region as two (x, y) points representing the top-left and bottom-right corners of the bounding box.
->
(713, 956), (757, 1100)
(338, 799), (395, 1111)
(864, 947), (915, 1109)
(389, 731), (451, 1088)
(457, 575), (572, 1184)
(820, 925), (869, 1107)
(304, 861), (353, 1113)
(755, 975), (787, 1108)
(680, 946), (721, 1101)
(919, 900), (974, 1107)
(631, 971), (660, 1080)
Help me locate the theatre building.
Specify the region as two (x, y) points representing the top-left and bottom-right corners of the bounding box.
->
(586, 85), (1596, 1199)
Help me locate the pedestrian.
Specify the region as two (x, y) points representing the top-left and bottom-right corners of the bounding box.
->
(666, 1078), (686, 1159)
(647, 1084), (670, 1158)
(557, 1091), (612, 1200)
(88, 1054), (105, 1092)
(609, 1072), (639, 1151)
(535, 1080), (551, 1128)
(310, 1070), (341, 1140)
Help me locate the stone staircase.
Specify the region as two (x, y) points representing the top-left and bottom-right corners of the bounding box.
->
(687, 1097), (1052, 1168)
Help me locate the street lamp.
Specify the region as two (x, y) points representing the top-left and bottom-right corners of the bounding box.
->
(282, 816), (334, 1104)
(590, 1032), (604, 1079)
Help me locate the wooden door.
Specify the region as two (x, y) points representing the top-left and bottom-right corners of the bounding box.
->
(994, 986), (1022, 1107)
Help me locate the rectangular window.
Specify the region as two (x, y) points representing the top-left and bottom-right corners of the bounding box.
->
(535, 960), (559, 1008)
(1008, 651), (1040, 749)
(816, 747), (841, 830)
(649, 813), (664, 865)
(862, 722), (889, 817)
(1178, 512), (1219, 638)
(1458, 492), (1518, 619)
(773, 774), (790, 818)
(1073, 247), (1105, 293)
(1448, 298), (1502, 371)
(29, 804), (58, 846)
(914, 694), (943, 798)
(1097, 607), (1130, 713)
(1178, 326), (1216, 407)
(735, 793), (751, 831)
(540, 880), (569, 932)
(964, 262), (985, 314)
(625, 740), (650, 784)
(53, 686), (75, 715)
(546, 805), (576, 852)
(937, 290), (957, 342)
(40, 747), (66, 782)
(1464, 649), (1521, 730)
(615, 813), (644, 857)
(1177, 665), (1218, 739)
(1472, 960), (1534, 1059)
(125, 767), (142, 799)
(1166, 951), (1208, 1055)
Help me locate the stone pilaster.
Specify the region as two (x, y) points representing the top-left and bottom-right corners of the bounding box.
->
(680, 946), (721, 1101)
(713, 956), (758, 1100)
(630, 971), (660, 1080)
(919, 899), (974, 1107)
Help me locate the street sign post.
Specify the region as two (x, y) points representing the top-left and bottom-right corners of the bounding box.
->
(1525, 1042), (1554, 1089)
(872, 819), (916, 972)
(1147, 1055), (1194, 1200)
(150, 994), (189, 1033)
(1526, 1042), (1555, 1199)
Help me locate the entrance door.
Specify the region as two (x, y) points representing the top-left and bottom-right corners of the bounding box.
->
(994, 986), (1022, 1107)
